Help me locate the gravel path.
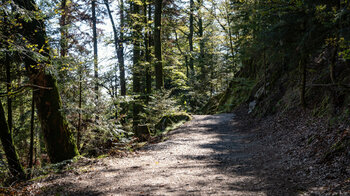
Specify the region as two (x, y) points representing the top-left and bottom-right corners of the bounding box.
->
(34, 114), (298, 195)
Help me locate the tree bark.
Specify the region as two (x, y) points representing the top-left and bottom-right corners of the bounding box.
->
(92, 0), (99, 102)
(154, 0), (163, 89)
(144, 0), (152, 95)
(35, 123), (40, 167)
(5, 53), (12, 135)
(18, 77), (24, 135)
(34, 73), (80, 163)
(77, 71), (82, 150)
(59, 0), (68, 57)
(132, 2), (141, 94)
(197, 0), (206, 82)
(132, 1), (142, 131)
(14, 0), (79, 163)
(224, 0), (234, 61)
(0, 99), (25, 179)
(189, 0), (194, 74)
(119, 0), (126, 96)
(28, 90), (35, 176)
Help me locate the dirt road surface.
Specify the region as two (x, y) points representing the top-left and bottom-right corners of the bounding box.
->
(33, 114), (299, 195)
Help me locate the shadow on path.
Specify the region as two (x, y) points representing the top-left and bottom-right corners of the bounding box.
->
(182, 113), (302, 196)
(36, 113), (304, 195)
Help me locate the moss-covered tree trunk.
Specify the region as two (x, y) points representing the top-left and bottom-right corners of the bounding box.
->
(14, 0), (79, 163)
(33, 73), (79, 163)
(0, 99), (25, 178)
(28, 90), (35, 175)
(131, 1), (142, 132)
(5, 53), (13, 135)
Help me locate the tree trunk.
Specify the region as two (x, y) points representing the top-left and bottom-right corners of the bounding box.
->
(197, 1), (206, 82)
(144, 0), (152, 96)
(154, 0), (163, 90)
(34, 73), (80, 162)
(0, 99), (25, 179)
(18, 77), (24, 136)
(105, 0), (126, 97)
(132, 2), (141, 94)
(132, 1), (142, 131)
(119, 0), (126, 96)
(5, 53), (12, 135)
(189, 0), (194, 74)
(28, 90), (35, 177)
(92, 0), (99, 103)
(77, 72), (82, 150)
(104, 0), (118, 102)
(224, 0), (234, 61)
(14, 0), (79, 163)
(35, 124), (40, 167)
(59, 0), (68, 57)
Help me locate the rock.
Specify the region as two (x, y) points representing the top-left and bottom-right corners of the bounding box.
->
(248, 100), (256, 114)
(135, 125), (150, 141)
(155, 113), (192, 131)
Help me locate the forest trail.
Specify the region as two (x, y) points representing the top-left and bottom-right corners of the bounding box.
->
(34, 114), (299, 195)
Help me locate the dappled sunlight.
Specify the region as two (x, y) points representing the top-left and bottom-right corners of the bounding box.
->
(1, 0), (348, 195)
(33, 114), (284, 195)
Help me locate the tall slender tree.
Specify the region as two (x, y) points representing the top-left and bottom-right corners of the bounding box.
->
(132, 1), (141, 94)
(131, 0), (142, 131)
(0, 99), (25, 178)
(92, 0), (99, 102)
(188, 0), (194, 74)
(144, 0), (152, 95)
(60, 0), (69, 57)
(197, 0), (206, 82)
(154, 0), (163, 89)
(5, 53), (12, 135)
(104, 0), (126, 97)
(28, 90), (35, 176)
(118, 0), (126, 96)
